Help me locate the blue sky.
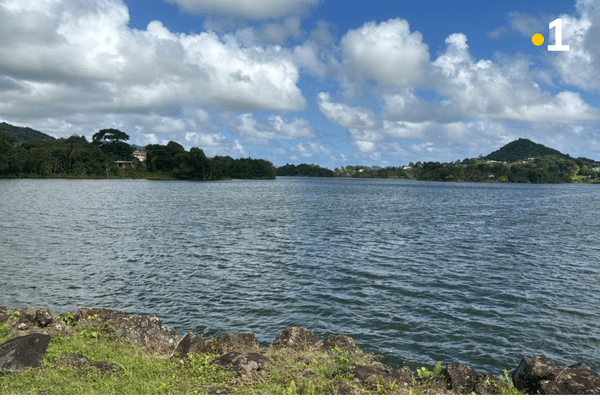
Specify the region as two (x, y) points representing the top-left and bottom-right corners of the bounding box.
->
(1, 0), (599, 168)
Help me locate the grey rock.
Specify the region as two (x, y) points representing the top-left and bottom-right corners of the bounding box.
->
(62, 353), (122, 373)
(512, 355), (600, 394)
(0, 333), (51, 372)
(0, 307), (8, 324)
(24, 307), (53, 328)
(442, 363), (501, 395)
(171, 332), (207, 359)
(210, 351), (271, 378)
(217, 332), (260, 352)
(322, 334), (361, 354)
(271, 327), (318, 349)
(75, 308), (177, 355)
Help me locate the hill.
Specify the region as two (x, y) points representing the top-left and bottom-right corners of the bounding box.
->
(484, 138), (571, 163)
(0, 122), (56, 143)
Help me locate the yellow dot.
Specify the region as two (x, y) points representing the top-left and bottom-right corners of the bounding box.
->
(532, 33), (545, 46)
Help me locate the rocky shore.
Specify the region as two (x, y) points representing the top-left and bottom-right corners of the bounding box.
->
(1, 306), (599, 395)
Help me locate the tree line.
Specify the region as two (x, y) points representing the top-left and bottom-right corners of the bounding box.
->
(145, 141), (276, 180)
(0, 129), (276, 180)
(277, 156), (600, 184)
(2, 127), (598, 183)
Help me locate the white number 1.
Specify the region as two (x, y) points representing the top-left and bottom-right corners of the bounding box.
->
(548, 18), (569, 51)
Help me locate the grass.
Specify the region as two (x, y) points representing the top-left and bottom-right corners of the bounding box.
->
(0, 321), (524, 395)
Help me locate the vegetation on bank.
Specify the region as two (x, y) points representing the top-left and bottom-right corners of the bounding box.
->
(277, 139), (600, 183)
(0, 122), (55, 143)
(0, 129), (276, 180)
(2, 122), (598, 183)
(278, 156), (600, 183)
(0, 319), (523, 395)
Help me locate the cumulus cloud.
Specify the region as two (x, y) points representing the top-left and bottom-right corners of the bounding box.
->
(317, 23), (599, 162)
(431, 33), (599, 123)
(229, 113), (316, 144)
(232, 16), (304, 46)
(549, 1), (600, 91)
(317, 92), (377, 129)
(507, 12), (546, 37)
(287, 141), (332, 158)
(165, 0), (320, 19)
(340, 19), (430, 87)
(0, 0), (307, 128)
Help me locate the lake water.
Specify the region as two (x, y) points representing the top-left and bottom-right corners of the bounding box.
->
(1, 177), (599, 375)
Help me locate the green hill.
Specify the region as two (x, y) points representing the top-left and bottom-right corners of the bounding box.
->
(484, 138), (571, 163)
(0, 122), (56, 143)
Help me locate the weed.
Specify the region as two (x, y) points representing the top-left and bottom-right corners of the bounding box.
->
(329, 346), (358, 379)
(0, 323), (11, 343)
(376, 376), (386, 395)
(495, 369), (523, 395)
(301, 380), (315, 395)
(58, 312), (76, 326)
(11, 311), (21, 319)
(417, 361), (442, 379)
(284, 380), (297, 395)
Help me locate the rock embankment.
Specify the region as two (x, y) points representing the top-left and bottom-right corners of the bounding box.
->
(1, 306), (599, 395)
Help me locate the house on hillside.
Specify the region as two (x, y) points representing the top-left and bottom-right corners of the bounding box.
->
(133, 151), (147, 162)
(115, 161), (135, 169)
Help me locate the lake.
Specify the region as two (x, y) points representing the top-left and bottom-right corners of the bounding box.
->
(1, 177), (599, 375)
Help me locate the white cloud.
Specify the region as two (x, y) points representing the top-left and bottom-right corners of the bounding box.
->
(431, 33), (600, 123)
(317, 92), (377, 129)
(291, 42), (329, 77)
(548, 1), (600, 91)
(340, 19), (430, 87)
(507, 12), (546, 37)
(230, 113), (316, 144)
(382, 90), (433, 122)
(233, 16), (304, 45)
(0, 0), (307, 125)
(288, 141), (332, 158)
(165, 0), (320, 19)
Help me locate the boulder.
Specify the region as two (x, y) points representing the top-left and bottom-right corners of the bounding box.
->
(442, 363), (501, 395)
(217, 332), (260, 352)
(61, 353), (122, 373)
(0, 307), (8, 324)
(322, 334), (361, 354)
(23, 307), (53, 328)
(74, 308), (177, 355)
(0, 333), (51, 372)
(271, 327), (318, 349)
(171, 332), (207, 359)
(210, 351), (271, 378)
(512, 355), (600, 394)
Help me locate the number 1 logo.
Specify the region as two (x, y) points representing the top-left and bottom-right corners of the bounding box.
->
(548, 18), (569, 52)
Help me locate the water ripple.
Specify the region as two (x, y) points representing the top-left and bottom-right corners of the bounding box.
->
(1, 178), (599, 374)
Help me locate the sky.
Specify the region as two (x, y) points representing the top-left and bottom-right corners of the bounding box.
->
(1, 0), (599, 168)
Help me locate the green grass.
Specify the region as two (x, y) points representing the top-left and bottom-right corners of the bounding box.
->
(0, 323), (233, 395)
(0, 322), (524, 395)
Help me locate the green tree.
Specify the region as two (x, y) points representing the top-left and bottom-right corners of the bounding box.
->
(145, 141), (186, 173)
(0, 131), (15, 175)
(92, 128), (132, 160)
(174, 147), (216, 180)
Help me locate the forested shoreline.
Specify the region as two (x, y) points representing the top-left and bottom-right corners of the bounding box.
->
(0, 130), (276, 180)
(277, 138), (600, 184)
(278, 156), (600, 184)
(2, 127), (599, 183)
